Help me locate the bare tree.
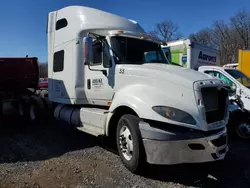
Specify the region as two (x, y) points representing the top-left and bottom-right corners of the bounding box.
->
(230, 10), (250, 49)
(147, 31), (160, 42)
(190, 28), (214, 47)
(150, 20), (182, 42)
(211, 20), (236, 64)
(189, 10), (250, 65)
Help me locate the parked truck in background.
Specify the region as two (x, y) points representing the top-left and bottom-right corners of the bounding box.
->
(0, 57), (51, 127)
(160, 40), (250, 139)
(238, 49), (250, 78)
(45, 6), (230, 173)
(223, 63), (238, 69)
(198, 66), (250, 139)
(223, 49), (250, 74)
(162, 39), (220, 70)
(39, 77), (48, 89)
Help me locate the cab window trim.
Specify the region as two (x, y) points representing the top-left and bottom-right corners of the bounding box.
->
(56, 18), (68, 31)
(91, 41), (112, 68)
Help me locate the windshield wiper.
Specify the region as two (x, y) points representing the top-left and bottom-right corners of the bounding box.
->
(105, 41), (121, 63)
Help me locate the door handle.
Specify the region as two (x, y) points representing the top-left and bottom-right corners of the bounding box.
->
(87, 79), (91, 89)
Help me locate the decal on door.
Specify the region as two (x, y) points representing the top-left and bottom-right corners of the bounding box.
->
(92, 78), (104, 89)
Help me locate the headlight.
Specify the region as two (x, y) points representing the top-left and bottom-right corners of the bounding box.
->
(152, 106), (196, 125)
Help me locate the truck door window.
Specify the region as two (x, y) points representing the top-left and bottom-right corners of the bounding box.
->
(204, 71), (217, 78)
(204, 70), (236, 93)
(91, 40), (111, 68)
(225, 69), (250, 89)
(219, 73), (233, 86)
(56, 18), (68, 31)
(53, 50), (64, 72)
(92, 41), (102, 65)
(219, 73), (237, 94)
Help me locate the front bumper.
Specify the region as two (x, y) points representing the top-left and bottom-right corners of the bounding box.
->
(139, 121), (228, 165)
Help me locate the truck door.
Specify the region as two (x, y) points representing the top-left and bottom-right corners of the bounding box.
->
(85, 40), (114, 102)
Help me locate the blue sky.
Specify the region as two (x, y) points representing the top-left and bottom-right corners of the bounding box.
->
(0, 0), (249, 62)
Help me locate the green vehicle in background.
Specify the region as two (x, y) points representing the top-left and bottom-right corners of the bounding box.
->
(161, 39), (220, 70)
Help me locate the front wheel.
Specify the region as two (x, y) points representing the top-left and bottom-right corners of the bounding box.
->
(116, 114), (147, 173)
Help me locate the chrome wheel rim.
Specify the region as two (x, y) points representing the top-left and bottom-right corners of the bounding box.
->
(119, 125), (133, 161)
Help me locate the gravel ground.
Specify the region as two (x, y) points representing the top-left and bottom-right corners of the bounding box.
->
(0, 118), (250, 188)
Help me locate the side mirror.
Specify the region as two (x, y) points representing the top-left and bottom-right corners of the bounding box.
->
(236, 87), (242, 95)
(83, 37), (93, 64)
(231, 83), (237, 91)
(83, 36), (107, 76)
(225, 83), (236, 97)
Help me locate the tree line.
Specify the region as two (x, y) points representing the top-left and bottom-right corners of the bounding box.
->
(39, 63), (48, 78)
(148, 10), (250, 65)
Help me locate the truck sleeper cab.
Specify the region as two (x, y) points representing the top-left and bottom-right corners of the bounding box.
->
(47, 6), (229, 173)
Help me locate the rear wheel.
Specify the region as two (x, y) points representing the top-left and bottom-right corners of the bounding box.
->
(18, 95), (45, 124)
(227, 110), (250, 140)
(236, 121), (250, 140)
(116, 114), (147, 173)
(18, 96), (32, 123)
(29, 95), (45, 122)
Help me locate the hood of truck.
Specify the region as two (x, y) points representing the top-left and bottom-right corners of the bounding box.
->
(119, 63), (211, 89)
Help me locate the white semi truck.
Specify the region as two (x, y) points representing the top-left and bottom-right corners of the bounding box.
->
(162, 39), (220, 70)
(47, 6), (229, 173)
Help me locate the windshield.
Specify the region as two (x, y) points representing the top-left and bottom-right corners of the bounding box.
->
(225, 69), (250, 88)
(110, 36), (168, 64)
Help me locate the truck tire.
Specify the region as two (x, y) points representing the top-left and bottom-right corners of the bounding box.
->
(18, 96), (32, 122)
(29, 95), (45, 122)
(116, 114), (147, 173)
(41, 98), (53, 120)
(40, 90), (48, 98)
(235, 119), (250, 140)
(227, 110), (250, 140)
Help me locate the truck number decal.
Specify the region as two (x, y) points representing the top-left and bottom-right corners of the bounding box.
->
(119, 69), (125, 74)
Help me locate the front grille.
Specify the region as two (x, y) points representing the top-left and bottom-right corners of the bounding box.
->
(201, 87), (228, 124)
